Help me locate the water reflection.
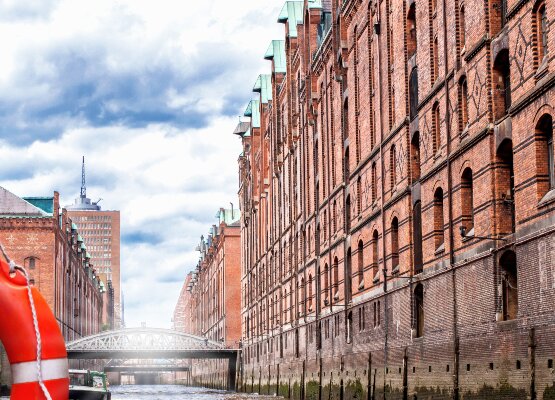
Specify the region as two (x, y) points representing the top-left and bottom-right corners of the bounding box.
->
(111, 385), (280, 400)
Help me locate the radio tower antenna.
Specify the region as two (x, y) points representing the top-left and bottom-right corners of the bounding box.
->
(80, 156), (87, 199)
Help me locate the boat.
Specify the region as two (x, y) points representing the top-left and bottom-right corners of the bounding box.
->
(69, 369), (111, 400)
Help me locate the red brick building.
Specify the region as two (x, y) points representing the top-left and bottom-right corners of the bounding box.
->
(0, 187), (104, 340)
(236, 0), (555, 398)
(174, 208), (242, 347)
(0, 187), (105, 390)
(173, 208), (242, 388)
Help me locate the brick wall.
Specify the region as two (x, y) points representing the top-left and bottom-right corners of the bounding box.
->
(235, 0), (555, 399)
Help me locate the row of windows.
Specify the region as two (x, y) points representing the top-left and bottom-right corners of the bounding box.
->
(72, 215), (112, 222)
(246, 109), (552, 336)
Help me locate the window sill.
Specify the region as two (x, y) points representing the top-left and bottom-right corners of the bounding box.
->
(391, 265), (400, 275)
(535, 58), (549, 81)
(539, 189), (555, 208)
(434, 242), (445, 255)
(459, 125), (469, 140)
(372, 276), (380, 285)
(462, 227), (475, 242)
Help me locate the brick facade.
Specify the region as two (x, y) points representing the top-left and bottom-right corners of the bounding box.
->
(235, 0), (555, 399)
(173, 209), (242, 388)
(0, 188), (104, 391)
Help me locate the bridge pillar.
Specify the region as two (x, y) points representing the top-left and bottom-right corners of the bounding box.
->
(107, 372), (121, 386)
(227, 352), (238, 392)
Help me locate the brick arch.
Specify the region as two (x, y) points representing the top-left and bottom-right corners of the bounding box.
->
(354, 232), (365, 246)
(431, 179), (446, 195)
(533, 104), (555, 126)
(458, 160), (473, 176)
(388, 211), (400, 226)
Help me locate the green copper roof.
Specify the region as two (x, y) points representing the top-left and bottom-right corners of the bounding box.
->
(278, 1), (304, 38)
(23, 197), (54, 215)
(77, 234), (83, 243)
(217, 208), (241, 225)
(86, 252), (91, 259)
(244, 100), (261, 128)
(308, 0), (323, 9)
(80, 243), (86, 251)
(71, 222), (78, 230)
(264, 40), (287, 74)
(253, 74), (272, 104)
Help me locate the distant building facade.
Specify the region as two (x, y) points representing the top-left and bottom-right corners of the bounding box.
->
(174, 208), (242, 347)
(173, 208), (242, 388)
(66, 158), (122, 329)
(173, 273), (194, 334)
(234, 0), (555, 399)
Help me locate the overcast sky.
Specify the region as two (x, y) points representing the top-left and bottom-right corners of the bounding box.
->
(0, 0), (283, 328)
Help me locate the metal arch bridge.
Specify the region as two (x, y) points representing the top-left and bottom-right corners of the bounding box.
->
(66, 328), (240, 390)
(66, 327), (238, 360)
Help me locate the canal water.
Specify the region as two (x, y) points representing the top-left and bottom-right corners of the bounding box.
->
(111, 385), (279, 400)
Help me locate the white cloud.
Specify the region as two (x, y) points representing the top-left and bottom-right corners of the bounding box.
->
(0, 0), (284, 328)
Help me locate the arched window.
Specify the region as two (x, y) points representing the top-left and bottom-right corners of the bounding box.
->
(413, 200), (423, 274)
(372, 230), (379, 280)
(493, 49), (511, 120)
(536, 114), (555, 197)
(346, 311), (353, 344)
(300, 277), (306, 313)
(497, 139), (515, 233)
(432, 102), (441, 153)
(357, 240), (364, 289)
(372, 162), (378, 203)
(333, 201), (337, 233)
(357, 177), (362, 215)
(344, 147), (350, 181)
(409, 68), (419, 121)
(333, 257), (339, 300)
(26, 257), (37, 270)
(407, 3), (417, 58)
(346, 248), (352, 303)
(461, 168), (475, 233)
(458, 76), (469, 134)
(432, 36), (439, 83)
(534, 1), (548, 68)
(391, 218), (399, 271)
(343, 98), (349, 140)
(459, 5), (466, 50)
(308, 274), (314, 312)
(323, 263), (329, 304)
(500, 251), (518, 321)
(434, 188), (445, 249)
(414, 284), (424, 337)
(390, 145), (397, 190)
(289, 284), (294, 321)
(345, 194), (351, 232)
(411, 132), (421, 181)
(283, 287), (288, 322)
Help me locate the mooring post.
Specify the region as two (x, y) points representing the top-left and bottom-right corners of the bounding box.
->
(402, 348), (408, 400)
(529, 327), (536, 400)
(367, 352), (372, 400)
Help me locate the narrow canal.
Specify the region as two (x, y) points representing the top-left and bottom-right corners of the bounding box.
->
(110, 385), (279, 400)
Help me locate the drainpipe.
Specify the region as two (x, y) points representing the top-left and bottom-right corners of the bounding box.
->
(441, 0), (459, 398)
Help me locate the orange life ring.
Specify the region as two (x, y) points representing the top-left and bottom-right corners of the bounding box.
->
(0, 258), (69, 399)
